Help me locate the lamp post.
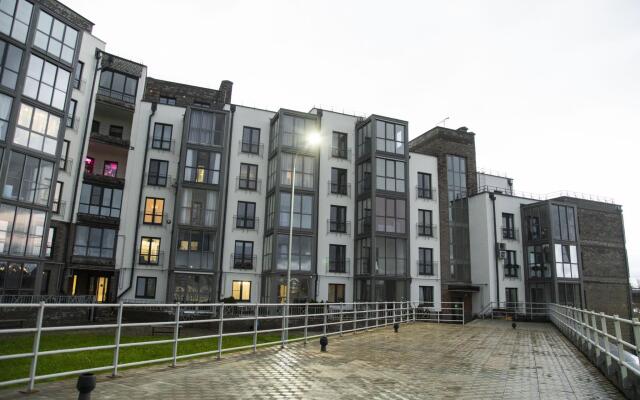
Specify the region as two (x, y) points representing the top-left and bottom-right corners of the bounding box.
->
(284, 131), (321, 343)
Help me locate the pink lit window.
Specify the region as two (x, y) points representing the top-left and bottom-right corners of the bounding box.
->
(85, 157), (95, 174)
(103, 161), (118, 177)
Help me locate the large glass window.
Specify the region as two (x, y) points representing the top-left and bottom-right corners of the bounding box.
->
(98, 70), (138, 104)
(73, 226), (116, 259)
(330, 167), (348, 195)
(33, 10), (78, 64)
(139, 237), (160, 265)
(375, 197), (405, 234)
(417, 172), (432, 199)
(176, 230), (215, 270)
(329, 205), (347, 233)
(236, 201), (256, 229)
(555, 244), (579, 279)
(502, 213), (516, 239)
(233, 241), (254, 269)
(0, 0), (33, 43)
(241, 126), (260, 154)
(418, 209), (433, 236)
(356, 161), (371, 195)
(184, 149), (221, 184)
(0, 204), (45, 256)
(0, 92), (12, 140)
(267, 156), (277, 191)
(23, 55), (70, 110)
(328, 283), (345, 302)
(279, 192), (312, 229)
(0, 39), (22, 90)
(45, 226), (55, 258)
(276, 234), (312, 271)
(527, 244), (551, 278)
(52, 181), (62, 214)
(551, 204), (577, 242)
(179, 188), (217, 227)
(375, 120), (405, 154)
(148, 159), (168, 186)
(3, 152), (53, 206)
(262, 234), (273, 271)
(332, 131), (348, 159)
(152, 123), (172, 150)
(505, 250), (519, 278)
(419, 286), (434, 307)
(0, 262), (38, 295)
(188, 110), (224, 146)
(173, 273), (214, 303)
(135, 277), (156, 299)
(356, 122), (371, 158)
(281, 114), (315, 147)
(329, 244), (347, 272)
(265, 194), (275, 231)
(355, 238), (371, 274)
(78, 184), (123, 218)
(239, 163), (258, 190)
(374, 237), (406, 276)
(143, 197), (164, 225)
(232, 280), (251, 301)
(280, 153), (314, 189)
(375, 158), (405, 192)
(446, 155), (467, 200)
(357, 198), (371, 235)
(528, 216), (541, 241)
(418, 248), (433, 275)
(14, 103), (61, 154)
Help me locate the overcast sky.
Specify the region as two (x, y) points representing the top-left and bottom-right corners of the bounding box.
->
(64, 0), (640, 278)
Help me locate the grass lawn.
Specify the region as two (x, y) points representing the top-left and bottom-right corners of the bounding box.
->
(0, 330), (293, 384)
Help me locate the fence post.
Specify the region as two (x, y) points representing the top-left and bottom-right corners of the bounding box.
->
(281, 303), (286, 348)
(253, 304), (259, 353)
(633, 318), (640, 358)
(365, 303), (369, 330)
(171, 303), (180, 367)
(353, 303), (357, 333)
(304, 303), (309, 345)
(112, 302), (124, 377)
(323, 303), (328, 336)
(413, 303), (416, 322)
(217, 304), (224, 360)
(601, 313), (612, 370)
(339, 303), (343, 337)
(376, 303), (379, 328)
(584, 310), (592, 353)
(592, 312), (601, 359)
(613, 316), (628, 382)
(384, 303), (388, 326)
(27, 302), (45, 392)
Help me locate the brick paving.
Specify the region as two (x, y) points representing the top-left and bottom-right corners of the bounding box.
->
(0, 320), (623, 399)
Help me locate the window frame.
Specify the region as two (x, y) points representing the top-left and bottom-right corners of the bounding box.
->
(139, 237), (161, 265)
(233, 240), (254, 269)
(329, 205), (347, 233)
(231, 280), (251, 302)
(330, 167), (348, 195)
(418, 247), (434, 275)
(417, 172), (432, 199)
(241, 126), (260, 154)
(72, 226), (116, 259)
(143, 197), (164, 225)
(328, 283), (346, 303)
(375, 157), (405, 193)
(419, 286), (434, 307)
(148, 159), (169, 186)
(0, 39), (23, 90)
(329, 244), (347, 273)
(135, 276), (157, 299)
(78, 183), (123, 218)
(417, 209), (433, 237)
(98, 69), (138, 104)
(239, 163), (258, 190)
(331, 131), (348, 159)
(152, 123), (172, 151)
(236, 201), (256, 229)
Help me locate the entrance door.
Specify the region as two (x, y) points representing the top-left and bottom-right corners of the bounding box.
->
(505, 288), (518, 313)
(96, 277), (109, 303)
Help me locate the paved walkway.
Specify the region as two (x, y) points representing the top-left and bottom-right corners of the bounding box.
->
(1, 320), (623, 399)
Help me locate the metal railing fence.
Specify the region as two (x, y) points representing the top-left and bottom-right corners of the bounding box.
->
(412, 302), (465, 324)
(480, 302), (549, 320)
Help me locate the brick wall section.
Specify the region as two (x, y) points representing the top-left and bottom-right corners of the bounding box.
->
(101, 52), (145, 77)
(409, 126), (477, 285)
(41, 0), (94, 32)
(143, 77), (233, 109)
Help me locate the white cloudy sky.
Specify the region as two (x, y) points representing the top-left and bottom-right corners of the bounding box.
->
(64, 0), (640, 278)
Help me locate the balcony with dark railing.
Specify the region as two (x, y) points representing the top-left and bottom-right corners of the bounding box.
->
(417, 223), (437, 238)
(504, 264), (520, 278)
(178, 207), (218, 227)
(325, 257), (351, 274)
(502, 227), (520, 240)
(238, 140), (264, 157)
(236, 177), (262, 193)
(417, 260), (440, 277)
(328, 219), (351, 235)
(233, 216), (260, 231)
(231, 253), (256, 270)
(330, 146), (351, 161)
(328, 181), (351, 197)
(416, 186), (436, 200)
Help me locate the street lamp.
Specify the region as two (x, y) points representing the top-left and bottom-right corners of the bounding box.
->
(283, 131), (321, 343)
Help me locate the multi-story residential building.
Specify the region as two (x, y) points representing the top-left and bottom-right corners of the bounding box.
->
(0, 0), (631, 321)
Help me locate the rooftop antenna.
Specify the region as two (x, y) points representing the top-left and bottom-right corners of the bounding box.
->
(436, 116), (450, 127)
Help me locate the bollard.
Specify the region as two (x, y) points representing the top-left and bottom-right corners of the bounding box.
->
(320, 336), (328, 352)
(76, 373), (96, 400)
(393, 322), (399, 333)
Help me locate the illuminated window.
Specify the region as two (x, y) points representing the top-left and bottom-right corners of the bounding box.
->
(84, 157), (94, 174)
(103, 161), (118, 177)
(139, 237), (161, 265)
(232, 280), (251, 302)
(144, 197), (164, 225)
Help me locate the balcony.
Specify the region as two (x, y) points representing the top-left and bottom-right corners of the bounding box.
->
(230, 253), (257, 270)
(416, 186), (436, 200)
(328, 219), (351, 235)
(502, 227), (520, 241)
(504, 264), (520, 279)
(90, 130), (131, 148)
(328, 181), (351, 197)
(236, 177), (262, 193)
(417, 260), (440, 277)
(417, 224), (437, 238)
(178, 207), (218, 227)
(325, 258), (351, 274)
(83, 171), (125, 189)
(238, 140), (264, 157)
(233, 216), (259, 231)
(330, 146), (351, 161)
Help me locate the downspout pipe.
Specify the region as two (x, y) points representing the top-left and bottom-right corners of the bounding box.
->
(216, 105), (235, 301)
(489, 193), (500, 306)
(118, 102), (157, 299)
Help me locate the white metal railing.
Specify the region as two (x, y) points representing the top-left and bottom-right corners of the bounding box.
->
(412, 302), (465, 324)
(0, 295), (96, 304)
(0, 301), (418, 392)
(480, 302), (549, 320)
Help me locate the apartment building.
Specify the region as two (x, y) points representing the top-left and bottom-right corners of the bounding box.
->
(0, 0), (631, 320)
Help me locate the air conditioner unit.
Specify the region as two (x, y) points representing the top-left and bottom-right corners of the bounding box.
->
(499, 250), (507, 259)
(499, 243), (507, 251)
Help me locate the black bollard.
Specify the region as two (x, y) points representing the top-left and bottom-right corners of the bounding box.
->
(320, 336), (328, 352)
(393, 323), (399, 333)
(76, 373), (96, 400)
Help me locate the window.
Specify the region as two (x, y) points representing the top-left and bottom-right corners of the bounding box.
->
(446, 155), (467, 200)
(139, 237), (160, 265)
(0, 92), (12, 140)
(551, 204), (577, 242)
(505, 250), (519, 278)
(241, 126), (260, 154)
(375, 197), (406, 234)
(73, 226), (116, 259)
(148, 159), (169, 186)
(176, 230), (215, 270)
(332, 132), (348, 159)
(267, 156), (277, 191)
(78, 184), (123, 218)
(3, 152), (53, 206)
(555, 244), (579, 279)
(178, 188), (217, 226)
(66, 99), (76, 128)
(505, 288), (518, 307)
(281, 114), (316, 148)
(262, 234), (273, 271)
(528, 245), (551, 278)
(143, 197), (164, 225)
(236, 201), (256, 229)
(73, 61), (83, 89)
(265, 194), (275, 230)
(152, 123), (172, 150)
(233, 241), (254, 269)
(375, 120), (405, 155)
(418, 248), (434, 275)
(91, 120), (99, 134)
(103, 161), (118, 177)
(280, 153), (314, 189)
(108, 125), (123, 139)
(84, 156), (94, 174)
(0, 0), (32, 43)
(45, 226), (55, 258)
(232, 280), (251, 302)
(98, 70), (138, 104)
(135, 277), (157, 299)
(52, 181), (62, 214)
(356, 198), (371, 234)
(328, 284), (345, 303)
(417, 172), (432, 199)
(419, 286), (434, 307)
(0, 204), (45, 256)
(330, 168), (348, 195)
(276, 234), (312, 271)
(23, 55), (70, 110)
(59, 140), (69, 170)
(239, 163), (258, 190)
(356, 161), (371, 195)
(193, 100), (209, 108)
(173, 274), (213, 303)
(184, 149), (221, 184)
(0, 39), (22, 90)
(355, 238), (371, 275)
(418, 209), (433, 236)
(14, 103), (61, 155)
(279, 192), (312, 229)
(33, 10), (77, 63)
(329, 244), (347, 273)
(329, 205), (347, 233)
(502, 213), (516, 239)
(375, 158), (405, 192)
(558, 283), (581, 307)
(188, 109), (223, 146)
(374, 238), (406, 276)
(356, 122), (371, 158)
(528, 216), (540, 240)
(159, 96), (176, 105)
(0, 262), (38, 294)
